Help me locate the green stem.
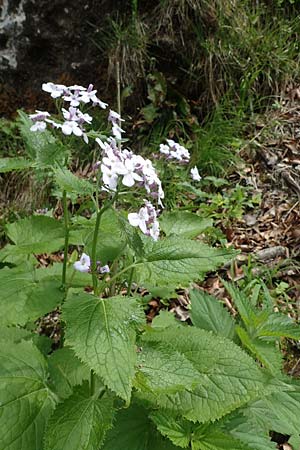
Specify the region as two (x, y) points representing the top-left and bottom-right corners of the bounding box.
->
(90, 370), (95, 396)
(91, 209), (103, 295)
(107, 262), (138, 288)
(62, 190), (70, 288)
(127, 266), (135, 296)
(91, 199), (117, 295)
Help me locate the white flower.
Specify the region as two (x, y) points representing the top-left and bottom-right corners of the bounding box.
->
(108, 110), (124, 124)
(190, 166), (201, 181)
(29, 110), (51, 121)
(112, 123), (125, 140)
(159, 144), (170, 155)
(79, 84), (108, 109)
(128, 207), (149, 234)
(128, 201), (160, 240)
(114, 158), (143, 187)
(160, 140), (190, 163)
(61, 121), (83, 137)
(42, 82), (66, 98)
(30, 121), (47, 132)
(73, 253), (91, 272)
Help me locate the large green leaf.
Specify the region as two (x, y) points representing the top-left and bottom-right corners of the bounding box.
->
(135, 238), (235, 286)
(190, 289), (235, 339)
(6, 215), (65, 254)
(0, 340), (55, 450)
(243, 381), (300, 438)
(63, 291), (144, 401)
(0, 157), (33, 172)
(135, 341), (201, 394)
(44, 384), (114, 450)
(160, 211), (212, 238)
(0, 263), (78, 326)
(102, 403), (180, 450)
(223, 413), (276, 450)
(151, 412), (250, 450)
(0, 265), (36, 325)
(142, 326), (277, 423)
(151, 411), (275, 450)
(48, 347), (90, 399)
(70, 210), (127, 264)
(54, 167), (95, 196)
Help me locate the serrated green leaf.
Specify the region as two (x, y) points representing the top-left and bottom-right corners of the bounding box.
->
(151, 412), (251, 450)
(25, 278), (64, 320)
(0, 157), (33, 172)
(192, 429), (251, 450)
(136, 341), (201, 394)
(150, 412), (193, 448)
(6, 215), (65, 254)
(0, 340), (55, 450)
(160, 211), (212, 238)
(44, 383), (114, 450)
(63, 292), (144, 401)
(54, 167), (95, 196)
(135, 238), (235, 286)
(244, 382), (300, 438)
(0, 266), (36, 325)
(236, 326), (283, 374)
(223, 413), (276, 450)
(102, 402), (180, 450)
(151, 310), (179, 329)
(142, 326), (276, 422)
(48, 347), (90, 399)
(0, 325), (32, 343)
(256, 313), (300, 339)
(190, 289), (235, 339)
(223, 282), (258, 328)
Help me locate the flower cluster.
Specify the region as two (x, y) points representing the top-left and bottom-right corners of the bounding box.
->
(159, 139), (190, 163)
(96, 134), (164, 207)
(29, 82), (107, 142)
(128, 200), (160, 241)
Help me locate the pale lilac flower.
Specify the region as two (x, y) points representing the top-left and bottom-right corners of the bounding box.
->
(68, 85), (86, 91)
(128, 201), (160, 240)
(99, 264), (110, 274)
(112, 123), (125, 140)
(128, 207), (149, 234)
(190, 166), (201, 181)
(159, 144), (170, 155)
(114, 158), (144, 187)
(42, 82), (67, 98)
(74, 253), (91, 272)
(61, 121), (83, 137)
(63, 92), (81, 107)
(29, 110), (51, 121)
(79, 84), (108, 109)
(160, 139), (190, 163)
(108, 110), (124, 124)
(30, 121), (47, 132)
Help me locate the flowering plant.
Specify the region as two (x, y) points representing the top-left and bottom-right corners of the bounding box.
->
(0, 82), (298, 450)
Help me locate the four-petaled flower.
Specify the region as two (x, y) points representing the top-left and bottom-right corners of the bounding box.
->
(73, 253), (91, 273)
(190, 166), (201, 182)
